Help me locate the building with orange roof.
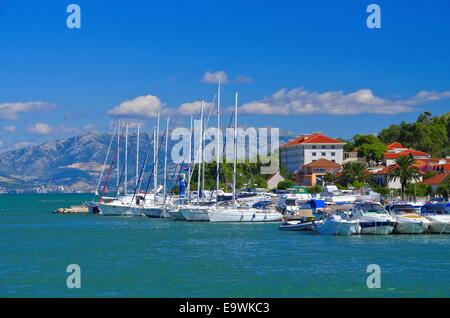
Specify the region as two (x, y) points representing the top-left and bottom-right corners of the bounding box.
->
(422, 171), (450, 192)
(383, 143), (430, 166)
(280, 133), (345, 174)
(296, 158), (342, 186)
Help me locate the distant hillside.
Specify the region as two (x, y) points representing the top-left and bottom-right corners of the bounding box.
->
(0, 129), (297, 190)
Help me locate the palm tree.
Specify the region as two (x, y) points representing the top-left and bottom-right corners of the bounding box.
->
(339, 162), (370, 187)
(350, 162), (370, 184)
(388, 155), (421, 200)
(339, 162), (355, 187)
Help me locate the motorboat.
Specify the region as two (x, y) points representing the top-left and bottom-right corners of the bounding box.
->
(421, 204), (450, 234)
(279, 216), (321, 231)
(320, 184), (357, 204)
(315, 213), (359, 236)
(389, 204), (430, 234)
(350, 202), (396, 235)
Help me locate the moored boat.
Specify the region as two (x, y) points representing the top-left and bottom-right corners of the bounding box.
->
(350, 202), (396, 235)
(390, 204), (430, 234)
(421, 204), (450, 234)
(315, 214), (359, 236)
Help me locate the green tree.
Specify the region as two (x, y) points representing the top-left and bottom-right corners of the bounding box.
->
(338, 162), (370, 186)
(387, 155), (422, 200)
(352, 134), (386, 163)
(277, 180), (295, 190)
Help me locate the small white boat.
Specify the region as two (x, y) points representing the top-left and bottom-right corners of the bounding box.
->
(390, 204), (430, 234)
(279, 218), (322, 231)
(320, 184), (357, 204)
(351, 202), (396, 235)
(421, 204), (450, 234)
(315, 214), (359, 236)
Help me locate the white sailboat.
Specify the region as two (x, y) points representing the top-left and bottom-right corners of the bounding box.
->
(99, 120), (144, 216)
(207, 90), (282, 223)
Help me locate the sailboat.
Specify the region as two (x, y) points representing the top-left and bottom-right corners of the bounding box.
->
(207, 91), (282, 223)
(130, 114), (174, 218)
(99, 120), (145, 216)
(176, 101), (212, 222)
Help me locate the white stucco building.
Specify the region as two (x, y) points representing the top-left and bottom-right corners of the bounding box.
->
(280, 133), (345, 174)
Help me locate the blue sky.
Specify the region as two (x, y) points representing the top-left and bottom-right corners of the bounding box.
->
(1, 0), (449, 151)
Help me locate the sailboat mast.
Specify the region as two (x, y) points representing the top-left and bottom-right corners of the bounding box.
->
(95, 124), (117, 196)
(136, 122), (140, 188)
(232, 92), (238, 206)
(197, 101), (204, 199)
(156, 113), (160, 197)
(187, 116), (193, 201)
(153, 113), (160, 202)
(216, 82), (221, 208)
(152, 126), (157, 202)
(125, 122), (129, 194)
(116, 119), (120, 196)
(163, 117), (170, 203)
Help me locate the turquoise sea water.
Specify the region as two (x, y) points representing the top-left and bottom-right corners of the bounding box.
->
(0, 193), (449, 297)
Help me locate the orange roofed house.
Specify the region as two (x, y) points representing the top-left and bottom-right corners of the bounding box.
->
(297, 158), (342, 186)
(280, 133), (345, 186)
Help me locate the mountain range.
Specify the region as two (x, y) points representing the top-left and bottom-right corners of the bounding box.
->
(0, 129), (297, 191)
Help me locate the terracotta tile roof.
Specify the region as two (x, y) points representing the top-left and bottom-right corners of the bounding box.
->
(387, 142), (405, 150)
(281, 133), (345, 148)
(368, 165), (389, 175)
(303, 158), (341, 168)
(422, 171), (450, 186)
(384, 149), (430, 160)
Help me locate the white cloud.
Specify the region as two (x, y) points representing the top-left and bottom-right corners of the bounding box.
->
(27, 122), (52, 135)
(202, 71), (229, 84)
(239, 88), (450, 115)
(235, 75), (254, 83)
(1, 125), (16, 133)
(0, 101), (55, 120)
(107, 95), (165, 118)
(177, 101), (214, 116)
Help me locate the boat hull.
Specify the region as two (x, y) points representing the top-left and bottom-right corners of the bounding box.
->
(316, 219), (359, 236)
(99, 203), (131, 216)
(395, 219), (429, 234)
(208, 210), (282, 223)
(359, 221), (395, 235)
(429, 221), (450, 234)
(179, 208), (210, 221)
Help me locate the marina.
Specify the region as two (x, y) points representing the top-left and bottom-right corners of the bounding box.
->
(1, 193), (450, 297)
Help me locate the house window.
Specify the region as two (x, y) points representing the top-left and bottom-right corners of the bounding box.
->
(331, 152), (335, 156)
(331, 160), (336, 162)
(312, 152), (316, 156)
(321, 145), (326, 149)
(312, 145), (316, 149)
(331, 145), (335, 149)
(321, 152), (326, 156)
